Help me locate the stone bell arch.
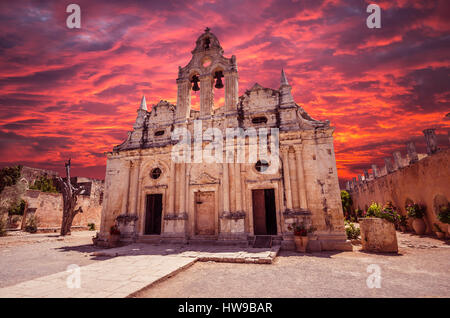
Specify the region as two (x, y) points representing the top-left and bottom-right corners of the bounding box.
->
(176, 27), (238, 121)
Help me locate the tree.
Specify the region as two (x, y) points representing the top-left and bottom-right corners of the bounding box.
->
(341, 190), (353, 219)
(57, 159), (85, 236)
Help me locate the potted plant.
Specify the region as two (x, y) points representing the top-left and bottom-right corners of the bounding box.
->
(437, 204), (450, 235)
(288, 222), (316, 253)
(406, 203), (426, 235)
(433, 223), (446, 239)
(398, 215), (408, 232)
(109, 225), (121, 247)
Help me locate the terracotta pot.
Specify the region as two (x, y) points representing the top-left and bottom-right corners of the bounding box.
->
(294, 236), (308, 252)
(435, 232), (445, 239)
(109, 234), (120, 247)
(412, 218), (426, 235)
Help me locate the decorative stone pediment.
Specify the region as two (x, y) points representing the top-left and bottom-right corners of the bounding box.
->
(190, 171), (219, 185)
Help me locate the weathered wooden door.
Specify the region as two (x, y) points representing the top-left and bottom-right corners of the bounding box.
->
(195, 191), (215, 235)
(252, 189), (277, 235)
(145, 194), (162, 235)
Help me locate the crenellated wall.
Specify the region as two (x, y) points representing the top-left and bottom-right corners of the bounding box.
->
(348, 130), (450, 235)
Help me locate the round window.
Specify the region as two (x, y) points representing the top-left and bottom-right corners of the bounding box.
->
(150, 168), (162, 179)
(255, 160), (269, 173)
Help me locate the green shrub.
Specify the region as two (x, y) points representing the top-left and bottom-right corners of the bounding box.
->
(29, 176), (58, 193)
(25, 215), (39, 233)
(365, 202), (400, 224)
(0, 216), (6, 236)
(0, 165), (22, 194)
(345, 221), (360, 240)
(8, 199), (26, 216)
(88, 223), (96, 231)
(437, 205), (450, 224)
(406, 203), (425, 219)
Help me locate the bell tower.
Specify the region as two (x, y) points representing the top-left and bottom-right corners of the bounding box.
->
(176, 28), (238, 120)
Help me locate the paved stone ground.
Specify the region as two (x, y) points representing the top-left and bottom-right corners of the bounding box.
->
(0, 231), (103, 288)
(134, 232), (450, 298)
(0, 232), (278, 298)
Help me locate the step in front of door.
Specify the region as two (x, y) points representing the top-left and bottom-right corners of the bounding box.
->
(253, 235), (272, 248)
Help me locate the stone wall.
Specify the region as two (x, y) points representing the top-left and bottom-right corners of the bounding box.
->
(349, 146), (449, 234)
(0, 166), (104, 231)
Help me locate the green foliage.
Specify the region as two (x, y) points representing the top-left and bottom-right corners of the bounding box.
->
(287, 223), (316, 236)
(0, 216), (6, 236)
(398, 215), (408, 227)
(341, 190), (352, 214)
(406, 203), (425, 219)
(0, 165), (22, 194)
(88, 223), (96, 231)
(29, 176), (58, 193)
(25, 215), (39, 233)
(437, 205), (450, 224)
(345, 220), (360, 240)
(355, 208), (364, 218)
(8, 199), (26, 216)
(365, 202), (400, 224)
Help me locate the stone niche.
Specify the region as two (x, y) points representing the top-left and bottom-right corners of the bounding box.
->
(359, 218), (398, 253)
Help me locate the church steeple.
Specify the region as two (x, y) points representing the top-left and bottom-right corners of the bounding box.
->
(139, 95), (147, 111)
(281, 68), (289, 86)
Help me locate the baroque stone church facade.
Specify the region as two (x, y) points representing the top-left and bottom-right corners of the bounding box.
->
(98, 28), (350, 250)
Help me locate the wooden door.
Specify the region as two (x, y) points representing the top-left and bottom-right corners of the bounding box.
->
(195, 191), (215, 235)
(252, 189), (277, 235)
(145, 194), (162, 235)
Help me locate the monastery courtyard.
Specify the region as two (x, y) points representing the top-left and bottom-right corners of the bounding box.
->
(0, 231), (448, 298)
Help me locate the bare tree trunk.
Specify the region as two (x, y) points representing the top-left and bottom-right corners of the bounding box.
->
(57, 159), (84, 236)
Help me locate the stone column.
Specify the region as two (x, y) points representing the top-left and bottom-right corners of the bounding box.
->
(423, 128), (438, 155)
(406, 141), (418, 163)
(131, 159), (141, 214)
(121, 160), (132, 214)
(168, 160), (176, 214)
(294, 146), (308, 209)
(371, 164), (378, 178)
(176, 79), (191, 121)
(178, 163), (186, 214)
(223, 162), (230, 213)
(384, 157), (395, 173)
(200, 75), (213, 116)
(234, 163), (242, 212)
(281, 148), (293, 211)
(393, 151), (403, 169)
(224, 70), (238, 112)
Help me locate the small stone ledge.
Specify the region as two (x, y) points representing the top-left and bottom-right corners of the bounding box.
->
(116, 214), (138, 224)
(163, 213), (188, 220)
(282, 209), (311, 218)
(220, 211), (246, 220)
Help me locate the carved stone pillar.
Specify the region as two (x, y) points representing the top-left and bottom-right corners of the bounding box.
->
(176, 79), (191, 121)
(200, 75), (213, 116)
(168, 160), (176, 214)
(223, 163), (230, 213)
(130, 159), (141, 214)
(294, 146), (308, 209)
(121, 160), (132, 214)
(281, 148), (293, 211)
(178, 163), (186, 214)
(224, 70), (238, 112)
(234, 163), (242, 212)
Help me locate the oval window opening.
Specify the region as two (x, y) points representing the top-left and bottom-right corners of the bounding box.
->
(155, 130), (165, 136)
(255, 160), (269, 173)
(151, 168), (162, 179)
(252, 116), (267, 124)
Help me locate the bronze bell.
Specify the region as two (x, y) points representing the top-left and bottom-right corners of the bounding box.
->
(191, 75), (200, 91)
(214, 71), (224, 89)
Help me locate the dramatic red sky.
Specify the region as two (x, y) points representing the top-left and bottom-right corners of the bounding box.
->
(0, 0), (449, 184)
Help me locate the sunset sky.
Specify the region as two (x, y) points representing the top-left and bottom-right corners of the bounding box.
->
(0, 0), (449, 184)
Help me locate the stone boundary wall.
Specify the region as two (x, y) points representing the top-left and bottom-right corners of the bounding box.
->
(349, 148), (449, 234)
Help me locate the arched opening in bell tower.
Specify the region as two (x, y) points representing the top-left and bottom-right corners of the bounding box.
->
(212, 67), (224, 109)
(189, 71), (201, 111)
